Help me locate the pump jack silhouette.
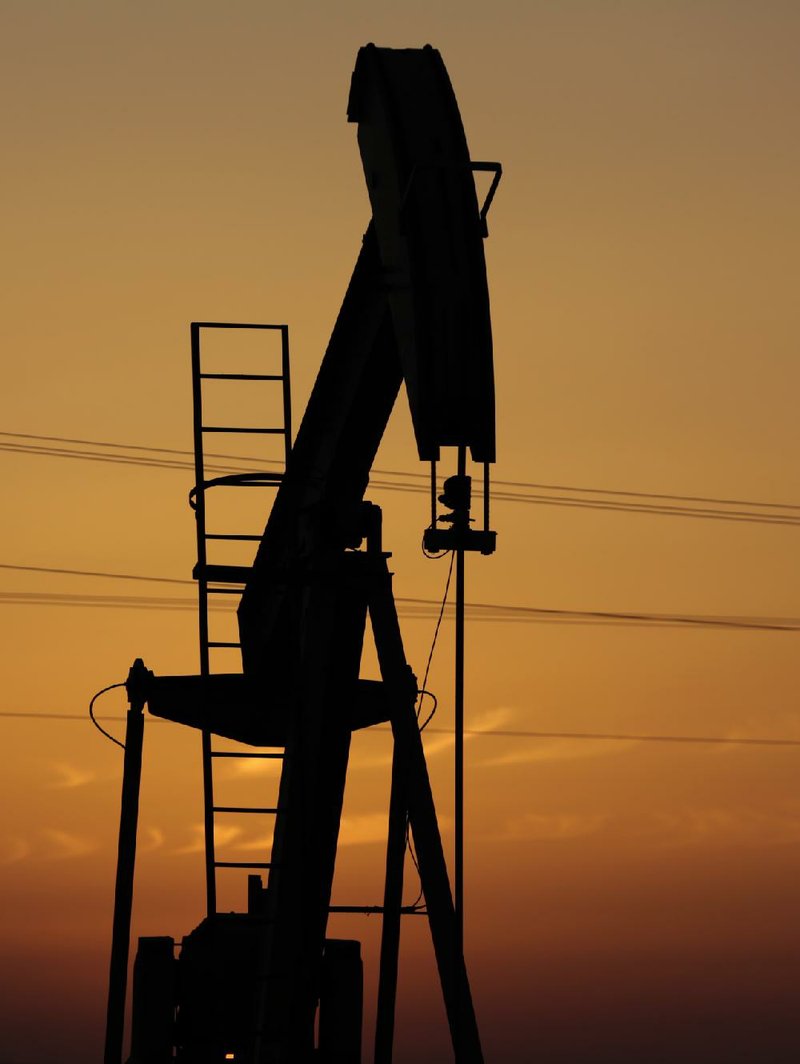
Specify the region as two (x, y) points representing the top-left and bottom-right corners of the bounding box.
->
(102, 45), (501, 1064)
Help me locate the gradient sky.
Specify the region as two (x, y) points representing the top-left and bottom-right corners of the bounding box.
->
(2, 3), (800, 1062)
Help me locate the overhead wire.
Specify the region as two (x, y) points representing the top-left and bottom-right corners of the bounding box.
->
(0, 563), (191, 585)
(3, 430), (800, 528)
(6, 709), (800, 748)
(2, 578), (800, 632)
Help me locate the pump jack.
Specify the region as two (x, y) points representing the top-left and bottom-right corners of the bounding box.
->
(102, 45), (501, 1063)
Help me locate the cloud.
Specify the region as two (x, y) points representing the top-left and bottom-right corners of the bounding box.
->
(653, 806), (800, 848)
(426, 706), (516, 760)
(338, 813), (389, 847)
(500, 811), (608, 842)
(359, 706), (517, 769)
(174, 823), (243, 855)
(357, 704), (638, 769)
(234, 836), (272, 854)
(46, 761), (96, 789)
(228, 756), (283, 779)
(481, 736), (639, 767)
(1, 830), (101, 863)
(41, 829), (98, 859)
(0, 837), (31, 865)
(141, 826), (166, 853)
(224, 811), (453, 853)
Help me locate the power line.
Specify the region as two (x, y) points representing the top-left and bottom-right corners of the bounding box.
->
(401, 596), (800, 632)
(3, 431), (800, 527)
(0, 563), (192, 585)
(2, 588), (800, 631)
(2, 566), (800, 631)
(426, 727), (800, 748)
(4, 709), (800, 748)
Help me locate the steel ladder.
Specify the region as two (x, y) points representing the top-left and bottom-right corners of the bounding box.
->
(189, 321), (292, 916)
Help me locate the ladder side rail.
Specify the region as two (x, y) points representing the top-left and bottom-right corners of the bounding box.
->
(190, 322), (218, 916)
(280, 324), (292, 466)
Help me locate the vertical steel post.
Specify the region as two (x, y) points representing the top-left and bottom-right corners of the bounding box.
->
(454, 445), (467, 1059)
(482, 462), (490, 534)
(103, 660), (147, 1064)
(430, 460), (437, 529)
(454, 446), (466, 950)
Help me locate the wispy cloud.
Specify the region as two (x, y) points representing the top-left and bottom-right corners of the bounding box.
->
(359, 706), (517, 769)
(235, 833), (273, 853)
(426, 706), (516, 760)
(654, 806), (800, 848)
(46, 761), (97, 789)
(41, 829), (98, 859)
(141, 826), (166, 853)
(499, 811), (608, 842)
(224, 811), (452, 852)
(338, 812), (389, 847)
(174, 823), (243, 855)
(228, 757), (283, 779)
(2, 830), (101, 863)
(0, 837), (31, 865)
(481, 735), (639, 767)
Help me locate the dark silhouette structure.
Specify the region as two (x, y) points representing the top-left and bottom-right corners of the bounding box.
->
(103, 45), (501, 1063)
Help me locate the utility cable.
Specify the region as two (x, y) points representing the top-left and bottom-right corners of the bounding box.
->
(3, 580), (800, 633)
(4, 431), (800, 527)
(7, 709), (800, 748)
(0, 562), (192, 585)
(2, 430), (799, 513)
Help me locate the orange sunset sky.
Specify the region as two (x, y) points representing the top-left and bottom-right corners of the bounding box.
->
(2, 3), (800, 1062)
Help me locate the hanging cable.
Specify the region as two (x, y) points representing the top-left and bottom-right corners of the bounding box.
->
(88, 682), (127, 749)
(405, 830), (427, 912)
(403, 552), (455, 907)
(417, 689), (438, 732)
(416, 551), (455, 726)
(421, 532), (450, 560)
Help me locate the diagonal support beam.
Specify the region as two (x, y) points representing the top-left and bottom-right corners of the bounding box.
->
(368, 560), (484, 1064)
(374, 739), (409, 1062)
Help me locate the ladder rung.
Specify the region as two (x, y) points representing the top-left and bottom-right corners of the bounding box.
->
(213, 806), (281, 814)
(199, 373), (284, 381)
(214, 861), (274, 869)
(201, 426), (285, 434)
(329, 905), (426, 915)
(202, 476), (284, 488)
(210, 751), (284, 759)
(216, 478), (284, 487)
(195, 563), (253, 583)
(192, 321), (286, 331)
(207, 641), (241, 648)
(205, 533), (262, 541)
